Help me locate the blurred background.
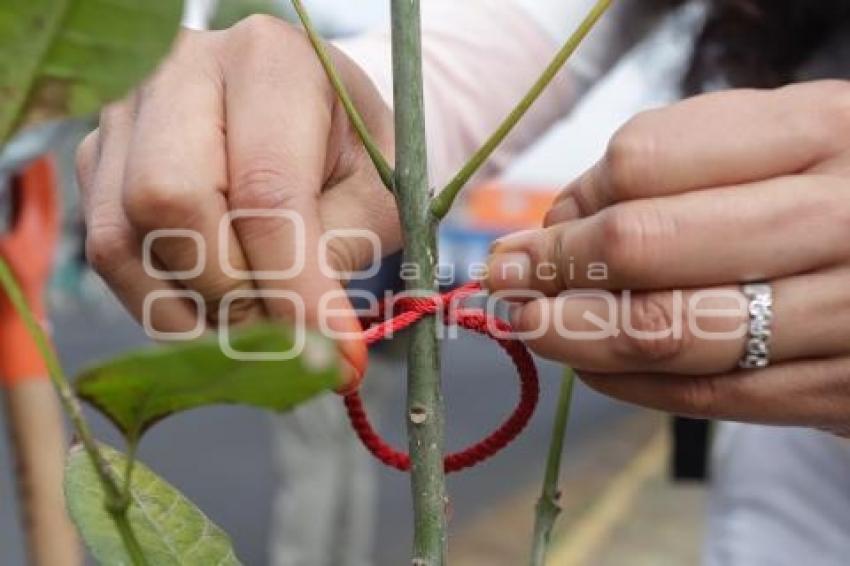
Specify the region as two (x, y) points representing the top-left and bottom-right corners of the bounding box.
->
(0, 1), (710, 564)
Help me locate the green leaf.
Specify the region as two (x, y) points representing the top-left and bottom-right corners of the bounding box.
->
(65, 444), (242, 566)
(75, 323), (343, 441)
(0, 0), (184, 143)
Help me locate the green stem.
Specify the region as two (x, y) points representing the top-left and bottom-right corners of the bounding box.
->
(112, 511), (150, 566)
(291, 0), (395, 190)
(430, 0), (615, 220)
(0, 258), (146, 565)
(529, 368), (576, 566)
(0, 259), (117, 496)
(391, 1), (446, 564)
(123, 437), (140, 496)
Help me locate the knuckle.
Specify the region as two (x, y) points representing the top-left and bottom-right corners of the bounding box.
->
(170, 28), (208, 52)
(231, 14), (298, 50)
(792, 80), (850, 154)
(604, 114), (657, 200)
(98, 105), (122, 132)
(195, 272), (248, 306)
(233, 13), (282, 34)
(226, 15), (329, 98)
(546, 228), (573, 290)
(324, 237), (358, 277)
(75, 130), (99, 186)
(598, 208), (638, 271)
(209, 294), (261, 327)
(515, 300), (546, 336)
(229, 166), (309, 211)
(85, 224), (131, 279)
(678, 377), (721, 419)
(123, 176), (202, 230)
(98, 100), (135, 137)
(616, 291), (688, 363)
(598, 207), (647, 280)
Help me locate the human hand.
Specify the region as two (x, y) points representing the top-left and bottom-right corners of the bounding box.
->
(486, 81), (850, 433)
(75, 17), (401, 391)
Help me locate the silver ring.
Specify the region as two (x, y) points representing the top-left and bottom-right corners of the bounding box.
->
(739, 283), (773, 369)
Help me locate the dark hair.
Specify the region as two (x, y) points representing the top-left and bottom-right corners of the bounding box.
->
(683, 0), (850, 94)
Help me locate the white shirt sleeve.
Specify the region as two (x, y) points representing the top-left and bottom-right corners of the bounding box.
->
(333, 0), (664, 186)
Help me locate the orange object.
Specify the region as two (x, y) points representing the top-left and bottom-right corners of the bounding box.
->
(465, 181), (558, 232)
(0, 157), (60, 385)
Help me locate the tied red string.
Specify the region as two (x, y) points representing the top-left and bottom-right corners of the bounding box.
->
(344, 282), (539, 473)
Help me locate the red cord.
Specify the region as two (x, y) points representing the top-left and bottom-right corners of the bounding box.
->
(344, 282), (539, 473)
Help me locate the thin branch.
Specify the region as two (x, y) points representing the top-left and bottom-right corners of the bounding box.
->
(113, 512), (149, 566)
(430, 0), (615, 220)
(291, 0), (395, 190)
(0, 258), (148, 566)
(529, 368), (576, 566)
(391, 0), (447, 563)
(0, 259), (118, 497)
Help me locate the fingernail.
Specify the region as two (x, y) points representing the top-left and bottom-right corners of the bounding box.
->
(329, 315), (368, 395)
(490, 229), (537, 254)
(486, 252), (532, 290)
(336, 342), (367, 394)
(507, 301), (524, 329)
(337, 357), (365, 396)
(544, 196), (580, 227)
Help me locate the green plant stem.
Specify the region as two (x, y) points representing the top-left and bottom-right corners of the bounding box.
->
(529, 368), (576, 566)
(123, 438), (140, 496)
(291, 0), (395, 190)
(112, 511), (149, 566)
(0, 259), (117, 496)
(0, 258), (147, 565)
(430, 0), (614, 220)
(391, 0), (446, 564)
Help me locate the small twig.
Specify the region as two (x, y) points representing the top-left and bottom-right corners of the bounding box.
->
(0, 259), (118, 496)
(0, 258), (147, 566)
(291, 0), (395, 191)
(112, 511), (149, 566)
(123, 436), (141, 497)
(529, 368), (576, 566)
(430, 0), (615, 220)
